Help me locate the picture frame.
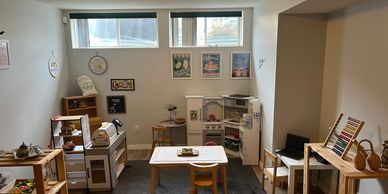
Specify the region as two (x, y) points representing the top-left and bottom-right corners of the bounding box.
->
(0, 40), (10, 70)
(230, 52), (251, 79)
(201, 52), (222, 79)
(107, 95), (126, 114)
(171, 52), (192, 79)
(111, 79), (135, 91)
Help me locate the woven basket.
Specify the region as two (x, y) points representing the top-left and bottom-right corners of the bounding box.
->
(354, 139), (381, 171)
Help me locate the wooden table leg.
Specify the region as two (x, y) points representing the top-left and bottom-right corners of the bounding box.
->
(303, 144), (311, 194)
(222, 165), (228, 194)
(33, 164), (45, 194)
(151, 166), (156, 194)
(348, 179), (357, 194)
(288, 167), (296, 194)
(339, 173), (348, 194)
(330, 169), (339, 194)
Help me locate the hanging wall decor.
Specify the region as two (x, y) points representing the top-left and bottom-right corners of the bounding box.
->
(89, 52), (108, 75)
(231, 52), (251, 79)
(171, 52), (192, 79)
(201, 52), (221, 79)
(107, 95), (126, 113)
(111, 79), (135, 91)
(48, 50), (60, 78)
(0, 40), (10, 70)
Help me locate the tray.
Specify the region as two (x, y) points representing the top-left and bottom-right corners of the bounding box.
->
(177, 149), (199, 157)
(12, 146), (43, 160)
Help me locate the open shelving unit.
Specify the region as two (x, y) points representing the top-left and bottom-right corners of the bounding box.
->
(50, 115), (91, 190)
(0, 149), (68, 194)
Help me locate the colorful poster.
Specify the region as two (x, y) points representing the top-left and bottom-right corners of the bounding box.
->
(201, 52), (221, 79)
(171, 52), (192, 79)
(231, 52), (251, 79)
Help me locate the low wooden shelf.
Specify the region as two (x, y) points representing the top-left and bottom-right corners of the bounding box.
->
(0, 149), (68, 194)
(303, 143), (388, 194)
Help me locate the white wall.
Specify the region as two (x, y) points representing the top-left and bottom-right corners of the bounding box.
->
(273, 14), (327, 149)
(321, 0), (388, 193)
(0, 0), (69, 176)
(64, 9), (252, 146)
(251, 0), (305, 155)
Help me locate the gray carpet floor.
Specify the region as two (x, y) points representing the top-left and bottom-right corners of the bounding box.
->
(89, 158), (264, 194)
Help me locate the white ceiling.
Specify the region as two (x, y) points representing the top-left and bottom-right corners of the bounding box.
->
(36, 0), (260, 10)
(283, 0), (367, 14)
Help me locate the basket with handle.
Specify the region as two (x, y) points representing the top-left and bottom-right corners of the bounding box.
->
(354, 139), (381, 171)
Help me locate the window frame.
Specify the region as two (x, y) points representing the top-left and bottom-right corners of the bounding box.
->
(69, 12), (159, 49)
(169, 11), (244, 48)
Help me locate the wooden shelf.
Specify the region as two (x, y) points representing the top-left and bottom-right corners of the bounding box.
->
(64, 145), (84, 154)
(68, 106), (97, 112)
(116, 163), (125, 178)
(304, 143), (388, 194)
(115, 147), (126, 161)
(0, 149), (68, 194)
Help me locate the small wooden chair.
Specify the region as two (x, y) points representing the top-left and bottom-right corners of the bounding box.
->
(262, 149), (288, 194)
(189, 163), (218, 194)
(151, 126), (171, 150)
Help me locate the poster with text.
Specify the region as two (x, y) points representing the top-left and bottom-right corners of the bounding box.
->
(201, 52), (221, 79)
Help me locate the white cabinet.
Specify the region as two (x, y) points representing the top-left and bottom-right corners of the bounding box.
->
(85, 131), (127, 190)
(85, 155), (111, 189)
(239, 99), (260, 165)
(186, 95), (204, 146)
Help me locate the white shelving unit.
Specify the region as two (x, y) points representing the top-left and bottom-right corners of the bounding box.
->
(51, 115), (91, 189)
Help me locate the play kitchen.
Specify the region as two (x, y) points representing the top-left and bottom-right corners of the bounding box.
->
(186, 95), (261, 165)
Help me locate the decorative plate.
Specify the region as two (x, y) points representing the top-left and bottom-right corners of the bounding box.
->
(48, 55), (60, 78)
(89, 55), (108, 75)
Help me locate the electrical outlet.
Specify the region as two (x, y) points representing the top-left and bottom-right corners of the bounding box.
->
(134, 125), (140, 132)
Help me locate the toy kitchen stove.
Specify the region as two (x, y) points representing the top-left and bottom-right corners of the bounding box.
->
(202, 97), (225, 145)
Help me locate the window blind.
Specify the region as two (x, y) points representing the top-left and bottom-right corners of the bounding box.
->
(69, 12), (157, 19)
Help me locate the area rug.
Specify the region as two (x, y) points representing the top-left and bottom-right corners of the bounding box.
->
(89, 158), (263, 194)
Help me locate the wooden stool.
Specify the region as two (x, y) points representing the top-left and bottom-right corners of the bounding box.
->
(189, 163), (218, 194)
(152, 126), (171, 150)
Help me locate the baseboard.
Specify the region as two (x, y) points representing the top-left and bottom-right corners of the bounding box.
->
(127, 144), (152, 150)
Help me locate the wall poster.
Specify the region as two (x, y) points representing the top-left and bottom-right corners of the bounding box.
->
(171, 52), (192, 79)
(231, 52), (251, 79)
(201, 52), (221, 79)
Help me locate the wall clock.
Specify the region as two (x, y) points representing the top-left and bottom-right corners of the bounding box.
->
(89, 54), (108, 75)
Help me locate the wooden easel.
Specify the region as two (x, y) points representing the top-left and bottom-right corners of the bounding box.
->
(323, 113), (365, 159)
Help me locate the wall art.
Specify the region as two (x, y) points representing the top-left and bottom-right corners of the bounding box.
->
(0, 40), (10, 69)
(111, 79), (135, 91)
(201, 52), (221, 79)
(231, 52), (251, 79)
(171, 52), (192, 79)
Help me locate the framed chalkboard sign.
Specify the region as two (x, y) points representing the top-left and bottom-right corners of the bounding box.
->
(107, 95), (126, 113)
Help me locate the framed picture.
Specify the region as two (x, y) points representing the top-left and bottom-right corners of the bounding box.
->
(171, 52), (192, 79)
(0, 40), (10, 70)
(111, 79), (135, 91)
(201, 52), (221, 79)
(231, 52), (251, 79)
(107, 95), (126, 113)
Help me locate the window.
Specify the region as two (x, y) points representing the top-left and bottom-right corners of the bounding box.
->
(170, 11), (243, 47)
(70, 13), (158, 48)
